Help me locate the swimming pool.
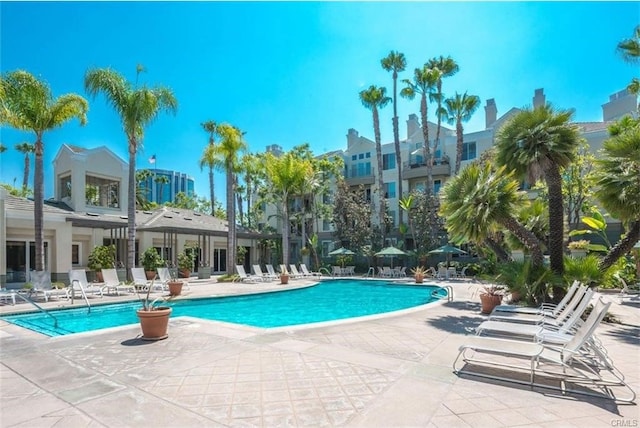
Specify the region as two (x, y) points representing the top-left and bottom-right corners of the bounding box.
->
(1, 279), (446, 337)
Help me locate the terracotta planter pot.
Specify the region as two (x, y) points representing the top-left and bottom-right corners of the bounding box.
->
(480, 293), (503, 314)
(280, 274), (289, 285)
(179, 269), (191, 278)
(95, 271), (104, 283)
(415, 274), (424, 284)
(168, 281), (183, 296)
(145, 270), (156, 280)
(137, 307), (172, 340)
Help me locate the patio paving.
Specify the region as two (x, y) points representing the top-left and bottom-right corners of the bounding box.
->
(0, 276), (638, 427)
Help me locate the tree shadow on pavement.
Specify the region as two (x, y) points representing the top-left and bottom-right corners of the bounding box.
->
(425, 301), (486, 334)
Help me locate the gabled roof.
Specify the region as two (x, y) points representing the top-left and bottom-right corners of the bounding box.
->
(575, 121), (611, 133)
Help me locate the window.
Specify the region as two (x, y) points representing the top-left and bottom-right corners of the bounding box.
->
(322, 241), (331, 257)
(384, 182), (396, 198)
(365, 152), (371, 158)
(462, 141), (477, 161)
(365, 188), (372, 202)
(72, 243), (80, 265)
(85, 174), (120, 208)
(323, 219), (331, 231)
(413, 182), (425, 192)
(358, 153), (364, 160)
(382, 153), (396, 170)
(59, 175), (72, 199)
(434, 179), (442, 194)
(351, 154), (357, 161)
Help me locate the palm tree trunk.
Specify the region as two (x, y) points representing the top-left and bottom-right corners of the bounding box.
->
(484, 237), (510, 262)
(23, 154), (30, 190)
(392, 72), (403, 227)
(282, 194), (290, 266)
(127, 140), (137, 273)
(226, 171), (236, 275)
(209, 166), (215, 216)
(545, 165), (565, 275)
(500, 216), (544, 268)
(34, 136), (44, 271)
(455, 120), (463, 175)
(373, 106), (386, 243)
(435, 81), (443, 148)
(599, 221), (640, 271)
(236, 193), (244, 226)
(420, 93), (433, 195)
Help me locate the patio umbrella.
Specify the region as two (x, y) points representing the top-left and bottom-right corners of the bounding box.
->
(374, 247), (407, 268)
(328, 247), (355, 268)
(428, 245), (467, 267)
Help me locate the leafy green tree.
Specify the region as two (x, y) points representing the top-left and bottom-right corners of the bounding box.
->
(165, 191), (212, 214)
(264, 150), (313, 267)
(332, 180), (373, 253)
(14, 142), (35, 190)
(593, 118), (640, 270)
(1, 70), (88, 271)
(359, 85), (391, 243)
(616, 25), (640, 95)
(381, 51), (407, 226)
(85, 65), (177, 270)
(427, 55), (459, 156)
(442, 92), (480, 174)
(440, 164), (544, 268)
(495, 104), (581, 276)
(200, 120), (218, 215)
(135, 169), (153, 209)
(401, 65), (441, 194)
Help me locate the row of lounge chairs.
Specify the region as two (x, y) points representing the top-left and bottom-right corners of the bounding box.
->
(454, 280), (636, 403)
(235, 264), (324, 283)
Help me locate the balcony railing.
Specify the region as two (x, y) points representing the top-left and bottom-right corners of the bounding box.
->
(401, 158), (451, 180)
(344, 168), (376, 186)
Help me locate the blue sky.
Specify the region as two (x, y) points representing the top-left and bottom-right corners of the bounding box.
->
(0, 2), (637, 200)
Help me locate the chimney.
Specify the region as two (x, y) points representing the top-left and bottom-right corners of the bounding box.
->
(347, 128), (359, 148)
(533, 88), (545, 108)
(406, 114), (420, 139)
(484, 99), (497, 128)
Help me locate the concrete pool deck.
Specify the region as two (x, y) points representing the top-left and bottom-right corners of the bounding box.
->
(1, 276), (638, 427)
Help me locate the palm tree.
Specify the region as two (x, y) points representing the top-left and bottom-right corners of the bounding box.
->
(85, 66), (177, 271)
(427, 55), (459, 155)
(401, 65), (441, 194)
(359, 85), (391, 242)
(154, 174), (170, 203)
(239, 152), (261, 229)
(1, 70), (88, 271)
(443, 92), (481, 174)
(495, 104), (580, 276)
(212, 124), (247, 275)
(593, 118), (640, 270)
(616, 25), (640, 95)
(440, 163), (544, 268)
(135, 169), (153, 209)
(14, 142), (35, 190)
(0, 144), (6, 153)
(200, 120), (218, 215)
(381, 51), (407, 226)
(264, 151), (313, 267)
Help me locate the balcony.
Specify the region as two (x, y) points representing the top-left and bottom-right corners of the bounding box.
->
(344, 168), (375, 186)
(401, 159), (451, 180)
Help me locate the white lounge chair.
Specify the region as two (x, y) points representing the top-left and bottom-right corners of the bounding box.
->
(299, 263), (322, 277)
(493, 280), (581, 315)
(131, 267), (160, 292)
(289, 265), (305, 279)
(235, 265), (262, 283)
(101, 268), (135, 295)
(68, 269), (104, 298)
(616, 275), (640, 302)
(454, 299), (635, 403)
(253, 264), (276, 281)
(266, 264), (279, 279)
(28, 270), (69, 302)
(158, 267), (189, 290)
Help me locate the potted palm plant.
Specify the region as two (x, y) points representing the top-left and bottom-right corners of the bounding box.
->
(87, 244), (116, 282)
(568, 239), (590, 259)
(136, 280), (172, 340)
(280, 266), (290, 284)
(479, 285), (505, 314)
(177, 250), (194, 278)
(411, 266), (428, 284)
(141, 247), (164, 280)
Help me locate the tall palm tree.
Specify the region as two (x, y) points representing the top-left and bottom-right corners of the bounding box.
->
(135, 169), (153, 209)
(359, 85), (391, 242)
(616, 25), (640, 95)
(200, 120), (218, 215)
(1, 70), (88, 271)
(381, 51), (407, 226)
(427, 55), (459, 155)
(593, 118), (640, 270)
(14, 142), (35, 190)
(495, 104), (580, 276)
(0, 144), (7, 153)
(440, 163), (544, 268)
(401, 65), (441, 194)
(443, 92), (481, 174)
(85, 66), (177, 271)
(264, 151), (313, 267)
(212, 124), (247, 275)
(239, 152), (261, 229)
(154, 174), (170, 203)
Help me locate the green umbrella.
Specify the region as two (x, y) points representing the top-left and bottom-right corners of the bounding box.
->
(328, 247), (355, 256)
(428, 245), (467, 267)
(375, 247), (407, 268)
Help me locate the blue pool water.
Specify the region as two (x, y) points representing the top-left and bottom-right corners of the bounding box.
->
(2, 279), (446, 337)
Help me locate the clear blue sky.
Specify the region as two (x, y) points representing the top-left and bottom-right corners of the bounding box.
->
(1, 2), (637, 201)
